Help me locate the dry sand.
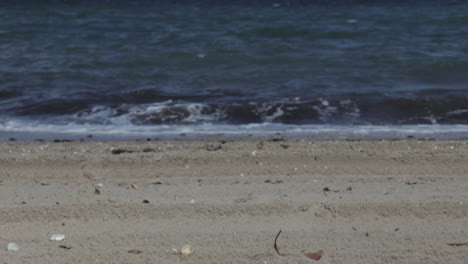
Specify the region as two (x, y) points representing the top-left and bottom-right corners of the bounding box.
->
(1, 139), (468, 263)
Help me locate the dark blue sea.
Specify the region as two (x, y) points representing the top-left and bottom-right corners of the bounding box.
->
(1, 0), (468, 140)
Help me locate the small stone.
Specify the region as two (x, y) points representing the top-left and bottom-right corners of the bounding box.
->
(181, 244), (193, 256)
(96, 183), (104, 188)
(7, 242), (20, 251)
(50, 234), (66, 241)
(189, 199), (195, 204)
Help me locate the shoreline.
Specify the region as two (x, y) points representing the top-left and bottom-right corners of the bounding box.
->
(1, 140), (468, 263)
(3, 124), (468, 142)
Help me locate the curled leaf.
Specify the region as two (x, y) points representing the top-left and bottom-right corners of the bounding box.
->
(256, 140), (264, 150)
(94, 187), (101, 195)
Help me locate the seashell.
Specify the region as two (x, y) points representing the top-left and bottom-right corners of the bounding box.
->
(7, 242), (20, 251)
(181, 244), (193, 256)
(50, 234), (66, 241)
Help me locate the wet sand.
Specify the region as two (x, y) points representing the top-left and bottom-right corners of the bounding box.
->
(1, 140), (468, 263)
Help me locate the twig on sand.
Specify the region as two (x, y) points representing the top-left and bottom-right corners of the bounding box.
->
(274, 229), (282, 255)
(448, 242), (468, 246)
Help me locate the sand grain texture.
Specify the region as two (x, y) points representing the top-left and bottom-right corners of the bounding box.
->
(1, 140), (468, 263)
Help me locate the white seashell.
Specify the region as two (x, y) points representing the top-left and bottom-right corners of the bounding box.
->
(7, 242), (20, 251)
(50, 234), (66, 241)
(181, 244), (193, 256)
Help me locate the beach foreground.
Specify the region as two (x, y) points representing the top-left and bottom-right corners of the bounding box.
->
(1, 139), (467, 263)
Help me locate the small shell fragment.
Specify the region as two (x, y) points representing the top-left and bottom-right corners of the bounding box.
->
(7, 242), (20, 251)
(50, 234), (66, 241)
(181, 244), (193, 256)
(304, 250), (323, 260)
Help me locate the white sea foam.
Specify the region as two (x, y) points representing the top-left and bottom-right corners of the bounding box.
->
(2, 118), (468, 141)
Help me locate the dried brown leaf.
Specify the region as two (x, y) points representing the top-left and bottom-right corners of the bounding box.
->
(128, 249), (143, 254)
(304, 250), (323, 261)
(256, 140), (264, 150)
(94, 187), (101, 195)
(83, 173), (95, 180)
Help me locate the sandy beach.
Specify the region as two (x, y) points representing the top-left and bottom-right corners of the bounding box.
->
(1, 139), (468, 263)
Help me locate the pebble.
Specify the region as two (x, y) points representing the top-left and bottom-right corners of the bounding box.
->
(50, 234), (66, 241)
(181, 244), (193, 256)
(7, 242), (20, 251)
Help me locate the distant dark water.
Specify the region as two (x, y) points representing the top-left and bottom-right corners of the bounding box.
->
(1, 1), (468, 139)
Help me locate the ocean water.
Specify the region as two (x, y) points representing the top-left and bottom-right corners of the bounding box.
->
(1, 0), (468, 140)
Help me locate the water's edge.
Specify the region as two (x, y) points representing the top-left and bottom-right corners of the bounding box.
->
(2, 124), (468, 141)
